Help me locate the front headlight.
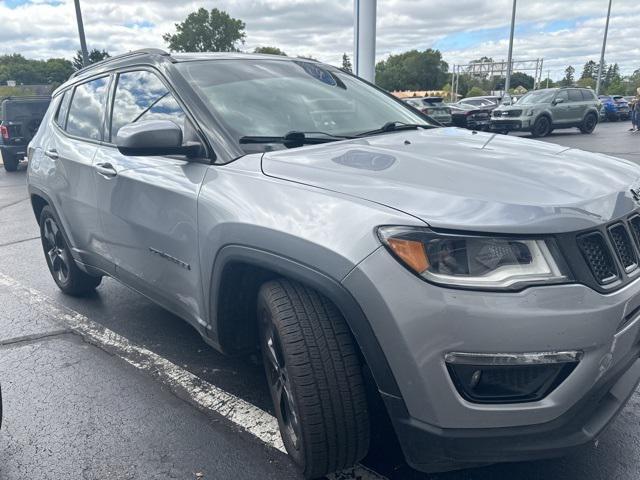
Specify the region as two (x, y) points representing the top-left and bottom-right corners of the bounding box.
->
(377, 226), (570, 290)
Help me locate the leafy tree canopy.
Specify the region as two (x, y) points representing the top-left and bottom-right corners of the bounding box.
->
(341, 53), (352, 73)
(375, 49), (448, 91)
(0, 54), (74, 87)
(72, 49), (110, 71)
(163, 7), (246, 52)
(253, 46), (287, 56)
(465, 86), (486, 97)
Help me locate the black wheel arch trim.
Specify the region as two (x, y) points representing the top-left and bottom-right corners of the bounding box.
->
(208, 244), (404, 399)
(28, 186), (75, 255)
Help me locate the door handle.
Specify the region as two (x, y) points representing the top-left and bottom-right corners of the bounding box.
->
(44, 149), (58, 160)
(95, 162), (118, 178)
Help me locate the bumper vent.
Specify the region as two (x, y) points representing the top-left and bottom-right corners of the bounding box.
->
(609, 224), (637, 272)
(577, 232), (618, 284)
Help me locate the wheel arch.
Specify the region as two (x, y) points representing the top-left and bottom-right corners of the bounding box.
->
(208, 244), (403, 398)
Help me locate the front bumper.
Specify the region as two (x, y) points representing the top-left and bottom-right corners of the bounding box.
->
(343, 247), (640, 472)
(489, 117), (530, 131)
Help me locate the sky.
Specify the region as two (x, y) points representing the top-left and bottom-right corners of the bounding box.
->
(0, 0), (639, 80)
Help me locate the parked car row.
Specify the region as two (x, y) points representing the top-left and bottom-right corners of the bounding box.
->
(402, 88), (603, 138)
(598, 95), (631, 121)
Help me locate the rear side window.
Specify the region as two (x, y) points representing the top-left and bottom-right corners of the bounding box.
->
(581, 90), (596, 101)
(66, 76), (109, 141)
(110, 70), (186, 141)
(568, 89), (582, 102)
(55, 90), (72, 129)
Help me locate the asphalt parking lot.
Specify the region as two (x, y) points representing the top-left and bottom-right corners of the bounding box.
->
(0, 121), (639, 480)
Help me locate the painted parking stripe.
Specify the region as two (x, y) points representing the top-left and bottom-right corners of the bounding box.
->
(0, 271), (387, 480)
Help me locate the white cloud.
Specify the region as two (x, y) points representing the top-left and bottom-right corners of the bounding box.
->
(0, 0), (638, 79)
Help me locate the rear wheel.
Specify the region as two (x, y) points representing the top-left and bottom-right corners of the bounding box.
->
(257, 279), (370, 479)
(3, 152), (18, 172)
(580, 113), (598, 134)
(531, 116), (551, 138)
(39, 206), (102, 296)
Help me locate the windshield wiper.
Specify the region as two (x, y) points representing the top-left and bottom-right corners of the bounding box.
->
(354, 121), (433, 137)
(239, 130), (354, 148)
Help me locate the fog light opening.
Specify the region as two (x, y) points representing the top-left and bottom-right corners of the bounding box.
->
(445, 351), (582, 404)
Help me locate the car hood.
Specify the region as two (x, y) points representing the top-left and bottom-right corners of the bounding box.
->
(261, 128), (640, 234)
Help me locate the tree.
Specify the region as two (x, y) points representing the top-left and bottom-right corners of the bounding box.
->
(72, 49), (110, 71)
(253, 46), (286, 56)
(0, 54), (73, 86)
(465, 86), (486, 97)
(576, 77), (595, 89)
(341, 53), (352, 73)
(560, 65), (575, 86)
(509, 72), (535, 90)
(163, 7), (245, 53)
(580, 60), (596, 79)
(375, 49), (448, 91)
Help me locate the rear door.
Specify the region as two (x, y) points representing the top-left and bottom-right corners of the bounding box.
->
(568, 89), (586, 124)
(45, 77), (110, 266)
(93, 69), (210, 325)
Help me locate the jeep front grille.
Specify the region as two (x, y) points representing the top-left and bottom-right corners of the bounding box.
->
(577, 232), (618, 284)
(608, 224), (638, 272)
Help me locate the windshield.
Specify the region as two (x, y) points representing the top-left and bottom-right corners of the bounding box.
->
(517, 90), (557, 105)
(176, 59), (433, 151)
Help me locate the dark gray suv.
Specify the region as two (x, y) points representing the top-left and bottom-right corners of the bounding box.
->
(491, 87), (600, 137)
(27, 50), (640, 478)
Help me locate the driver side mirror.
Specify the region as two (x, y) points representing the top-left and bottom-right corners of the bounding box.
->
(115, 120), (201, 157)
(552, 97), (564, 105)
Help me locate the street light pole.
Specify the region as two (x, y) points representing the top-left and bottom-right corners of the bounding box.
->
(74, 0), (90, 68)
(504, 0), (517, 95)
(595, 0), (613, 96)
(353, 0), (377, 83)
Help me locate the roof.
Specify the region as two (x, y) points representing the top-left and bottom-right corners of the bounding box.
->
(59, 49), (321, 96)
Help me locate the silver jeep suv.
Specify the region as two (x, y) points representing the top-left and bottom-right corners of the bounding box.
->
(27, 50), (640, 478)
(491, 87), (600, 137)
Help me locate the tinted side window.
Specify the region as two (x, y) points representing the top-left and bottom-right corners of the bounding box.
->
(55, 90), (72, 129)
(555, 90), (569, 102)
(110, 70), (186, 141)
(581, 90), (596, 101)
(66, 77), (109, 141)
(568, 89), (582, 102)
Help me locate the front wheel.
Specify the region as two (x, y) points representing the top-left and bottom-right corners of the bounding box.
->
(580, 113), (598, 134)
(39, 206), (102, 296)
(257, 279), (370, 479)
(531, 116), (551, 138)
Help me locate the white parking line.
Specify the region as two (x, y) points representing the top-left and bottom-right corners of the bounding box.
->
(0, 271), (387, 480)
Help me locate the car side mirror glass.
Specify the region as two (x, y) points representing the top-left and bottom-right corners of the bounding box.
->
(115, 120), (200, 157)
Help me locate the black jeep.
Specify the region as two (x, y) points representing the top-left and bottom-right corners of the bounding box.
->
(1, 96), (51, 172)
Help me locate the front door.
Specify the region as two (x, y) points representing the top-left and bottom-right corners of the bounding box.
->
(551, 90), (571, 124)
(93, 69), (209, 326)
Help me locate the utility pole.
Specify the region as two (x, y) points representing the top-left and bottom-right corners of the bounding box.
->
(595, 0), (612, 96)
(504, 0), (517, 95)
(74, 0), (90, 68)
(546, 70), (550, 88)
(353, 0), (377, 83)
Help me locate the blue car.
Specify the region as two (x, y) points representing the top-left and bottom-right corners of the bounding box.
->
(598, 95), (619, 121)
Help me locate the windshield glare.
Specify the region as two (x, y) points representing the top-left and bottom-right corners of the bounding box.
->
(176, 59), (433, 151)
(517, 90), (557, 105)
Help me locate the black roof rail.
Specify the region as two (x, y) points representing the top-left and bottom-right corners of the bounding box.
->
(70, 48), (170, 79)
